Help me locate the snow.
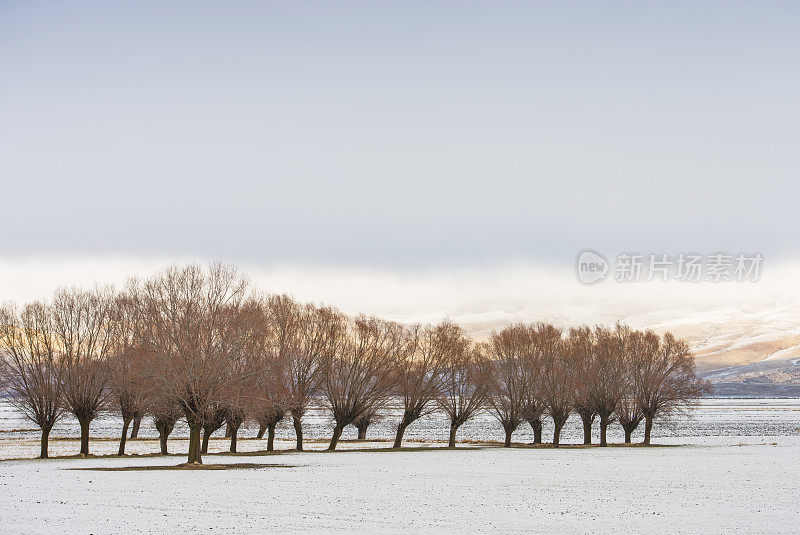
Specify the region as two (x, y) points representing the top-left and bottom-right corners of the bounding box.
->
(0, 399), (798, 533)
(0, 438), (799, 534)
(3, 398), (799, 460)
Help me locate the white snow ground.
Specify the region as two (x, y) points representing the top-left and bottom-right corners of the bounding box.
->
(3, 398), (799, 460)
(1, 438), (799, 534)
(1, 398), (798, 534)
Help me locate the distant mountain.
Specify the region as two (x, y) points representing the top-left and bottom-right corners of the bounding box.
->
(451, 299), (800, 397)
(698, 352), (800, 396)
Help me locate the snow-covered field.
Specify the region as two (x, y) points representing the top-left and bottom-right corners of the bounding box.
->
(3, 398), (799, 459)
(1, 399), (798, 534)
(1, 437), (799, 534)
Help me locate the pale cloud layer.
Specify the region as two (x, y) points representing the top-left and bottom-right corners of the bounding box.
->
(3, 256), (800, 371)
(1, 2), (799, 265)
(1, 3), (798, 371)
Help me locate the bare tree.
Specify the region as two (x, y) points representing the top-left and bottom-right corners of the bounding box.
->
(53, 287), (116, 456)
(272, 299), (339, 452)
(200, 405), (227, 454)
(129, 263), (257, 464)
(570, 327), (597, 445)
(150, 394), (183, 454)
(109, 349), (150, 456)
(242, 301), (292, 452)
(262, 295), (303, 449)
(541, 328), (572, 447)
(0, 302), (63, 458)
(352, 407), (380, 440)
(392, 321), (464, 448)
(225, 310), (269, 454)
(617, 394), (643, 444)
(587, 325), (628, 446)
(222, 379), (249, 453)
(436, 341), (490, 447)
(617, 328), (645, 443)
(225, 406), (246, 453)
(129, 413), (144, 439)
(632, 330), (711, 445)
(487, 325), (529, 447)
(255, 403), (286, 450)
(255, 418), (269, 439)
(320, 314), (399, 451)
(109, 295), (151, 456)
(251, 354), (290, 451)
(522, 323), (559, 445)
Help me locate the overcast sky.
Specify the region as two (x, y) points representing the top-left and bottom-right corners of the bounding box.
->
(3, 1), (800, 365)
(2, 1), (798, 271)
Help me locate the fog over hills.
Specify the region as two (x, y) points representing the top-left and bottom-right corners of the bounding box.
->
(3, 256), (799, 395)
(3, 2), (799, 397)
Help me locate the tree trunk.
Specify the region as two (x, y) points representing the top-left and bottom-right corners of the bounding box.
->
(201, 427), (212, 454)
(78, 418), (90, 456)
(621, 419), (639, 444)
(229, 423), (240, 453)
(40, 425), (52, 459)
(448, 421), (461, 448)
(599, 418), (609, 447)
(156, 420), (175, 455)
(356, 422), (368, 440)
(503, 425), (514, 447)
(130, 414), (142, 438)
(256, 421), (267, 439)
(187, 422), (202, 464)
(293, 414), (304, 451)
(224, 422), (232, 439)
(580, 413), (593, 445)
(531, 418), (542, 444)
(267, 422), (276, 451)
(393, 419), (410, 448)
(327, 424), (344, 451)
(643, 416), (653, 445)
(160, 431), (169, 454)
(200, 415), (224, 454)
(118, 417), (131, 456)
(553, 419), (564, 447)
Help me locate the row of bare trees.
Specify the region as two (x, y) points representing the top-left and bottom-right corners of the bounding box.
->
(0, 263), (709, 463)
(486, 323), (711, 448)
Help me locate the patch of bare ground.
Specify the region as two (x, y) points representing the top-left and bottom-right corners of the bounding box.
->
(68, 462), (296, 471)
(215, 449), (285, 457)
(47, 437), (160, 443)
(0, 451), (182, 462)
(0, 448), (293, 463)
(510, 442), (680, 449)
(329, 445), (484, 453)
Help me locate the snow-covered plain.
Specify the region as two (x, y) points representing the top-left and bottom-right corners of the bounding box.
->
(1, 399), (799, 534)
(3, 398), (799, 459)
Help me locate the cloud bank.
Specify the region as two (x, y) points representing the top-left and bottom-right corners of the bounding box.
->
(3, 255), (800, 371)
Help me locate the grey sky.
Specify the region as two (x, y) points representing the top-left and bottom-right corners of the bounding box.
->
(1, 1), (798, 268)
